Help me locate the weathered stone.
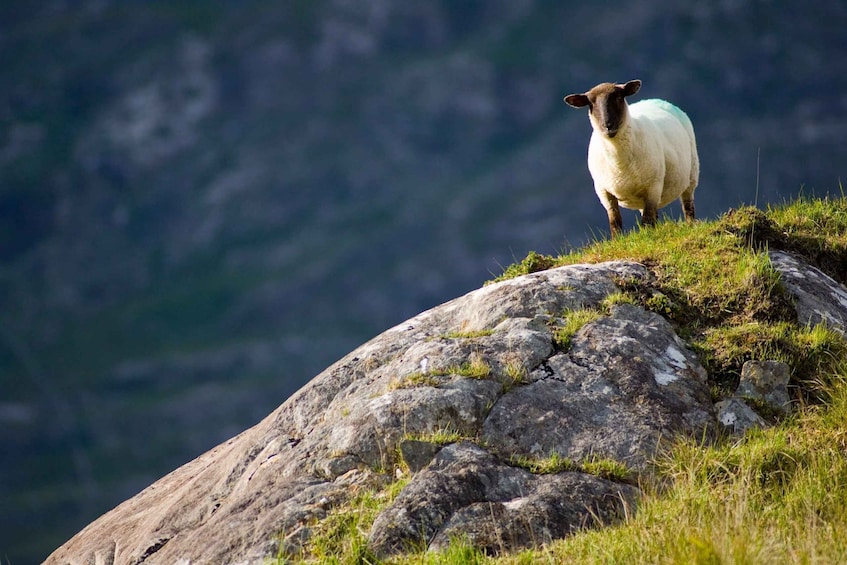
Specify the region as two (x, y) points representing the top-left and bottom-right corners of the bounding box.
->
(47, 259), (814, 563)
(447, 261), (650, 332)
(483, 304), (714, 470)
(429, 471), (637, 555)
(369, 442), (638, 557)
(47, 261), (657, 564)
(399, 439), (442, 473)
(737, 360), (793, 415)
(715, 397), (767, 435)
(770, 250), (847, 334)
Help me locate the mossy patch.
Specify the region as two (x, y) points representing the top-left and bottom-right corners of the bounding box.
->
(491, 250), (558, 282)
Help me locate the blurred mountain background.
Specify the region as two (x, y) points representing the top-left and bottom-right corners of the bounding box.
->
(1, 1), (845, 561)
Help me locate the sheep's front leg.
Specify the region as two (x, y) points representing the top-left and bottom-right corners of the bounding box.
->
(603, 193), (623, 237)
(640, 201), (658, 227)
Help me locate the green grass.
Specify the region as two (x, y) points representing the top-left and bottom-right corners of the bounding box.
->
(509, 452), (634, 483)
(285, 197), (847, 564)
(438, 329), (496, 340)
(429, 352), (492, 380)
(693, 321), (846, 400)
(289, 478), (409, 564)
(502, 354), (529, 388)
(496, 197), (847, 399)
(402, 428), (470, 447)
(552, 308), (604, 350)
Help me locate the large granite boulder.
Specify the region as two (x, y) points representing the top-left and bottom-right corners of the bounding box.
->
(45, 255), (847, 564)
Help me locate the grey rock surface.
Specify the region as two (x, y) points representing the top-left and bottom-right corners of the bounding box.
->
(47, 262), (714, 563)
(715, 397), (767, 435)
(482, 304), (714, 470)
(737, 360), (792, 415)
(369, 442), (639, 556)
(40, 260), (787, 563)
(770, 250), (847, 334)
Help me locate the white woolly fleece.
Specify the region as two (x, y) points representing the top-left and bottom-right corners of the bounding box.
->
(587, 98), (699, 213)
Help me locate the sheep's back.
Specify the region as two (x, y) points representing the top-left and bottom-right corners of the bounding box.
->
(620, 99), (696, 207)
(629, 99), (694, 137)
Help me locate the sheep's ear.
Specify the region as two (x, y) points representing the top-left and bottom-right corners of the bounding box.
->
(622, 80), (641, 97)
(564, 93), (589, 108)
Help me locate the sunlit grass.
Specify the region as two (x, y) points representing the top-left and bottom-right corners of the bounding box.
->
(290, 478), (409, 564)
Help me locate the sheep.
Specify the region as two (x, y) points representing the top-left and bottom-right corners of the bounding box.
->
(564, 80), (699, 237)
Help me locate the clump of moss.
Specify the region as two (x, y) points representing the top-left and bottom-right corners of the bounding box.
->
(492, 250), (558, 283)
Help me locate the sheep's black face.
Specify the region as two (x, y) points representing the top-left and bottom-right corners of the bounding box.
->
(592, 87), (627, 138)
(565, 80), (642, 139)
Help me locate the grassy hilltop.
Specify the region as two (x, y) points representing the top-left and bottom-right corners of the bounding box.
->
(291, 196), (847, 564)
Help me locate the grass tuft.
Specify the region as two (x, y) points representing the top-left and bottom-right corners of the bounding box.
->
(439, 329), (496, 340)
(552, 308), (604, 350)
(403, 427), (470, 446)
(509, 452), (634, 484)
(291, 478), (408, 564)
(388, 372), (442, 390)
(492, 250), (557, 283)
(436, 351), (492, 379)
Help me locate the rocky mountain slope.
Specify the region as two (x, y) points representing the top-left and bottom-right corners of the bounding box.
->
(3, 1), (847, 561)
(45, 205), (847, 562)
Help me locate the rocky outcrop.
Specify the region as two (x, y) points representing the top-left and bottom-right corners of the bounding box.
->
(715, 360), (792, 435)
(369, 442), (640, 556)
(769, 250), (847, 334)
(45, 255), (847, 564)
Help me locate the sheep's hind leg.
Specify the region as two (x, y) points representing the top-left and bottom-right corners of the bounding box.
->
(681, 191), (696, 222)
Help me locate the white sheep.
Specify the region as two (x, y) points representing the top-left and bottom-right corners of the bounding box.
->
(564, 80), (699, 236)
